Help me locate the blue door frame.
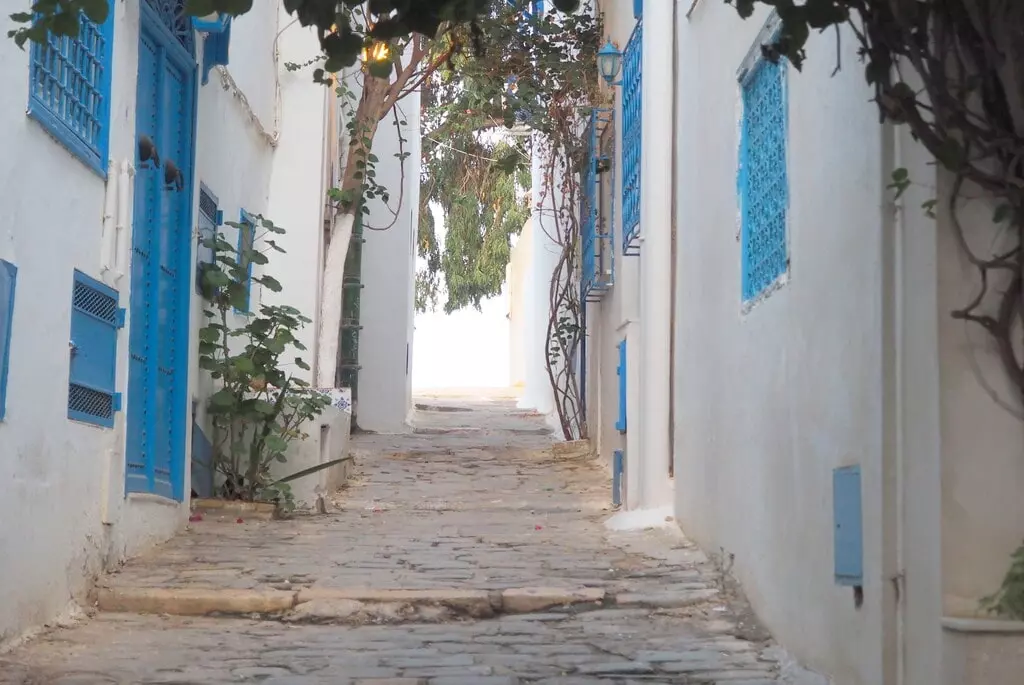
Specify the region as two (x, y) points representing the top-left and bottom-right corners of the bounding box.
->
(125, 1), (197, 501)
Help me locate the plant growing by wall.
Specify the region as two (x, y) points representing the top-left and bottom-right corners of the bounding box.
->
(198, 216), (333, 509)
(727, 0), (1024, 618)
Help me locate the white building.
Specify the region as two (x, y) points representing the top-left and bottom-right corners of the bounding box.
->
(516, 1), (1024, 683)
(0, 0), (332, 642)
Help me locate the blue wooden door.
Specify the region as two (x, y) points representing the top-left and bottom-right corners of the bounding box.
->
(125, 1), (195, 500)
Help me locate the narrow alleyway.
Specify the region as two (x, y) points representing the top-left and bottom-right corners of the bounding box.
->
(3, 397), (792, 685)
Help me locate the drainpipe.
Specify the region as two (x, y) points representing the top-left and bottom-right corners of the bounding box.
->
(100, 159), (117, 280)
(637, 0), (675, 508)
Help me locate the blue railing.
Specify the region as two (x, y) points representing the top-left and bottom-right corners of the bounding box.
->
(621, 20), (642, 255)
(581, 108), (615, 301)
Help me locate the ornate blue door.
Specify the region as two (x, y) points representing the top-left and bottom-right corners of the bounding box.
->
(125, 0), (196, 500)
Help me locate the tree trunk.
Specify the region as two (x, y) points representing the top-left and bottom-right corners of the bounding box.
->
(316, 74), (390, 388)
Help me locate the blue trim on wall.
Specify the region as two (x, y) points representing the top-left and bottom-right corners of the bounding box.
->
(27, 10), (116, 177)
(615, 339), (627, 433)
(0, 260), (17, 421)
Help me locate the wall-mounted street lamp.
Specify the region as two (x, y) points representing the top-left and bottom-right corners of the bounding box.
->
(598, 40), (623, 87)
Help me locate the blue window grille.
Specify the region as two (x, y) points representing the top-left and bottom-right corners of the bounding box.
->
(0, 261), (17, 420)
(28, 10), (115, 176)
(581, 108), (615, 301)
(196, 185), (221, 294)
(236, 210), (255, 313)
(738, 52), (789, 305)
(621, 20), (642, 255)
(143, 0), (195, 55)
(615, 339), (627, 432)
(833, 465), (864, 586)
(68, 270), (124, 428)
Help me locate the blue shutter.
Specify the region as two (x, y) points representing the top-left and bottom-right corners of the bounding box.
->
(201, 17), (231, 85)
(236, 210), (255, 313)
(196, 185), (220, 294)
(633, 0), (643, 19)
(68, 271), (123, 428)
(0, 260), (17, 420)
(615, 339), (627, 432)
(833, 465), (864, 586)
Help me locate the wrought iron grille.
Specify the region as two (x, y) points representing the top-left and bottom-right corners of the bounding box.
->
(28, 11), (112, 172)
(621, 20), (642, 255)
(581, 108), (615, 301)
(738, 56), (789, 303)
(144, 0), (195, 55)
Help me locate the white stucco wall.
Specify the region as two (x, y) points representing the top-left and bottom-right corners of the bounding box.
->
(672, 5), (886, 684)
(0, 0), (314, 643)
(358, 91), (420, 432)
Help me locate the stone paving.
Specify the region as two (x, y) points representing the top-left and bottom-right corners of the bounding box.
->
(1, 396), (791, 685)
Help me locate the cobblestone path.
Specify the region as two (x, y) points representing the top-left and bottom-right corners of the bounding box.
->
(1, 396), (790, 685)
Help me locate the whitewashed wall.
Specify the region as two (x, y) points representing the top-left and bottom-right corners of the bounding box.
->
(0, 0), (319, 643)
(672, 4), (886, 684)
(358, 90), (420, 432)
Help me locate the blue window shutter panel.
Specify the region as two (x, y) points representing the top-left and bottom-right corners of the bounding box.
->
(201, 19), (231, 85)
(0, 260), (17, 420)
(236, 210), (255, 313)
(738, 55), (789, 303)
(833, 465), (864, 586)
(68, 271), (120, 428)
(621, 22), (642, 254)
(634, 0), (643, 19)
(27, 10), (115, 176)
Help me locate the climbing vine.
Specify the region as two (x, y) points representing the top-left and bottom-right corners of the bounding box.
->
(728, 0), (1024, 617)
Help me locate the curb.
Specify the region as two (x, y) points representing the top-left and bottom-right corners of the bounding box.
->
(95, 585), (611, 620)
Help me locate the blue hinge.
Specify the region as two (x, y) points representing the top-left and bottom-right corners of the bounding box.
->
(112, 392), (122, 412)
(115, 307), (126, 329)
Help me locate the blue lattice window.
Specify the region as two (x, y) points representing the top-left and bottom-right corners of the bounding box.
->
(236, 210), (255, 314)
(581, 108), (615, 301)
(621, 20), (642, 255)
(738, 50), (789, 305)
(28, 11), (115, 176)
(68, 271), (123, 428)
(0, 260), (17, 421)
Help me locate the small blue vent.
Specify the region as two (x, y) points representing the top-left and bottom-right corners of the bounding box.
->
(621, 20), (642, 255)
(68, 271), (122, 428)
(615, 339), (627, 433)
(833, 465), (864, 586)
(0, 260), (17, 420)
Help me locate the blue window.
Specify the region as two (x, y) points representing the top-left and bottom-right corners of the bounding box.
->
(68, 271), (123, 428)
(28, 10), (115, 176)
(615, 339), (627, 433)
(236, 210), (255, 313)
(0, 261), (17, 420)
(738, 53), (789, 304)
(581, 108), (615, 301)
(196, 185), (221, 294)
(621, 20), (642, 255)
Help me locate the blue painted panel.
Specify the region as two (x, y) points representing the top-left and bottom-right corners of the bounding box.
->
(201, 18), (231, 85)
(126, 2), (195, 502)
(834, 465), (864, 586)
(615, 339), (627, 433)
(621, 21), (642, 255)
(236, 210), (255, 313)
(738, 55), (788, 303)
(0, 260), (17, 420)
(27, 10), (115, 176)
(196, 185), (219, 294)
(581, 108), (615, 301)
(633, 0), (643, 19)
(68, 271), (121, 428)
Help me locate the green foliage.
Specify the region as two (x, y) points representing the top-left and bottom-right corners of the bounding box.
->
(981, 542), (1024, 620)
(198, 216), (330, 509)
(417, 0), (600, 313)
(11, 0), (579, 69)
